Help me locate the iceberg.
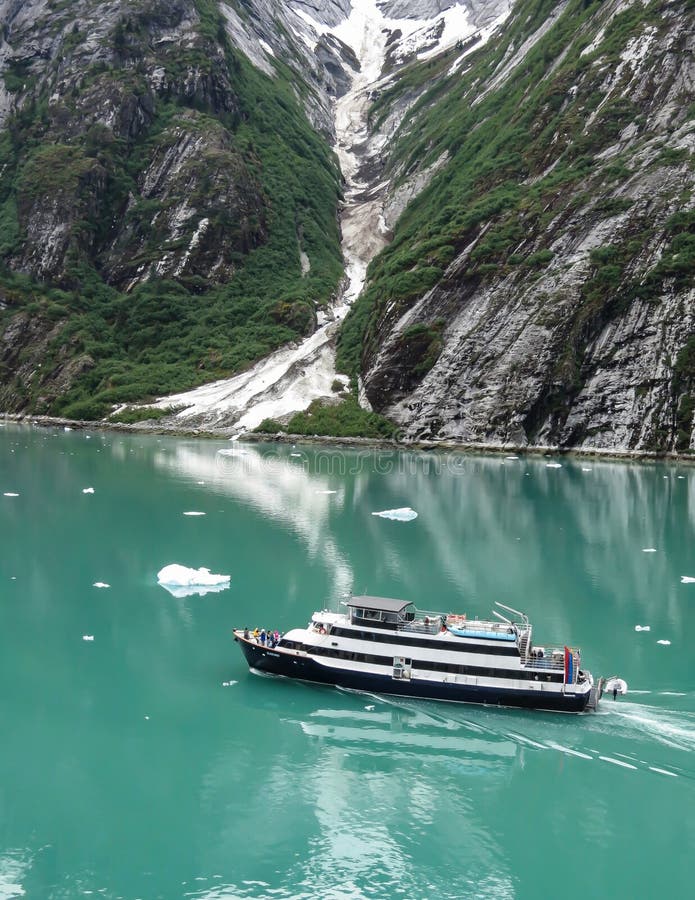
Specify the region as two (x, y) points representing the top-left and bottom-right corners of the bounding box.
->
(3, 492), (19, 497)
(82, 487), (95, 494)
(657, 639), (671, 646)
(680, 576), (695, 584)
(634, 625), (651, 632)
(372, 507), (418, 522)
(183, 511), (206, 516)
(545, 463), (562, 468)
(82, 635), (94, 641)
(642, 548), (657, 552)
(157, 563), (230, 598)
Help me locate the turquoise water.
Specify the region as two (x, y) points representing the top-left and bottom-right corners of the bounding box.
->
(1, 424), (694, 899)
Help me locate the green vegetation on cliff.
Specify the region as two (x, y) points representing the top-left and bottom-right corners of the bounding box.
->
(0, 0), (342, 418)
(338, 0), (694, 381)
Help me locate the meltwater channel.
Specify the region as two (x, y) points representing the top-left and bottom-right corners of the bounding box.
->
(1, 424), (694, 899)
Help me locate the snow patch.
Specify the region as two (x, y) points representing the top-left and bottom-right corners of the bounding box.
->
(259, 38), (275, 57)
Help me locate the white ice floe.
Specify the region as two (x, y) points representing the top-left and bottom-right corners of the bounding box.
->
(64, 426), (72, 431)
(634, 625), (651, 632)
(364, 705), (375, 711)
(581, 467), (592, 472)
(82, 487), (95, 494)
(372, 507), (418, 522)
(222, 680), (238, 687)
(642, 548), (657, 552)
(657, 639), (672, 646)
(93, 582), (110, 589)
(157, 563), (230, 598)
(505, 455), (519, 460)
(680, 576), (695, 583)
(290, 452), (303, 458)
(545, 463), (562, 468)
(315, 489), (338, 494)
(183, 511), (206, 516)
(82, 635), (94, 641)
(3, 492), (19, 497)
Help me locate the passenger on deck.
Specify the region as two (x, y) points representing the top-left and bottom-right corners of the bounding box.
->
(253, 627), (260, 642)
(260, 629), (267, 646)
(243, 627), (249, 640)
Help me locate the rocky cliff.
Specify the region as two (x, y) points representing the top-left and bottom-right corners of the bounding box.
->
(343, 0), (695, 452)
(1, 0), (693, 454)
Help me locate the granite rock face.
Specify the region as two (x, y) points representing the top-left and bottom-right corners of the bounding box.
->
(359, 0), (695, 453)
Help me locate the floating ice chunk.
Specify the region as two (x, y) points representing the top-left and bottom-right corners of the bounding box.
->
(218, 448), (248, 456)
(64, 426), (72, 431)
(315, 490), (337, 494)
(196, 481), (206, 485)
(364, 704), (375, 711)
(183, 511), (206, 516)
(657, 639), (671, 646)
(157, 564), (230, 597)
(634, 625), (651, 632)
(505, 455), (519, 460)
(82, 487), (95, 494)
(678, 475), (685, 479)
(372, 507), (418, 522)
(93, 582), (110, 589)
(290, 452), (302, 458)
(82, 635), (94, 641)
(581, 467), (592, 471)
(222, 680), (238, 687)
(3, 492), (19, 497)
(545, 462), (562, 468)
(144, 715), (150, 720)
(642, 548), (657, 553)
(680, 576), (695, 583)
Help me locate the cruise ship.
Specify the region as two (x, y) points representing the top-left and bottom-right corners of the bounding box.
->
(233, 596), (607, 713)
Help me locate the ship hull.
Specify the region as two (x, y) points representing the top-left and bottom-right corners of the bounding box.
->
(235, 638), (590, 714)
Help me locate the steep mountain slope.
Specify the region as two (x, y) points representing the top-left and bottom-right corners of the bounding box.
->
(0, 0), (344, 418)
(340, 0), (695, 451)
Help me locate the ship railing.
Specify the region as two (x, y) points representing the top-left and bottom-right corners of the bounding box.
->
(521, 645), (567, 670)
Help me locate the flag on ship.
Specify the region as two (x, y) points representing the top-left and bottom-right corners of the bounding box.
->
(564, 646), (573, 684)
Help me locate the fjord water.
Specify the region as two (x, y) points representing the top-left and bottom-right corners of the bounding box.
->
(1, 425), (694, 900)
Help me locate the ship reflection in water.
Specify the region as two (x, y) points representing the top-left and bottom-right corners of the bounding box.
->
(287, 700), (521, 779)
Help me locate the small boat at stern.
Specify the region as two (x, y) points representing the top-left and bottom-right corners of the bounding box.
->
(233, 597), (613, 713)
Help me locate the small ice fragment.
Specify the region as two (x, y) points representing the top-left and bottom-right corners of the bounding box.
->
(678, 476), (685, 479)
(144, 715), (150, 720)
(290, 452), (302, 458)
(3, 492), (19, 497)
(365, 704), (375, 711)
(546, 462), (562, 468)
(680, 576), (695, 583)
(11, 576), (16, 580)
(663, 476), (668, 479)
(657, 639), (671, 646)
(222, 680), (238, 688)
(82, 635), (94, 641)
(372, 507), (418, 522)
(642, 548), (657, 553)
(315, 490), (337, 494)
(82, 487), (95, 494)
(634, 625), (651, 632)
(183, 511), (206, 516)
(196, 481), (205, 485)
(64, 426), (72, 431)
(505, 455), (519, 460)
(581, 467), (592, 472)
(93, 582), (110, 589)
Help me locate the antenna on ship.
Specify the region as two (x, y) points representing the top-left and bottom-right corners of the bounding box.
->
(495, 601), (529, 626)
(492, 609), (512, 624)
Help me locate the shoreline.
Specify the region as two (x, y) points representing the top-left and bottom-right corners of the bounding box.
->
(2, 411), (694, 464)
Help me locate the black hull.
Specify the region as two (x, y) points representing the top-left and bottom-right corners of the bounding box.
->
(235, 639), (590, 714)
